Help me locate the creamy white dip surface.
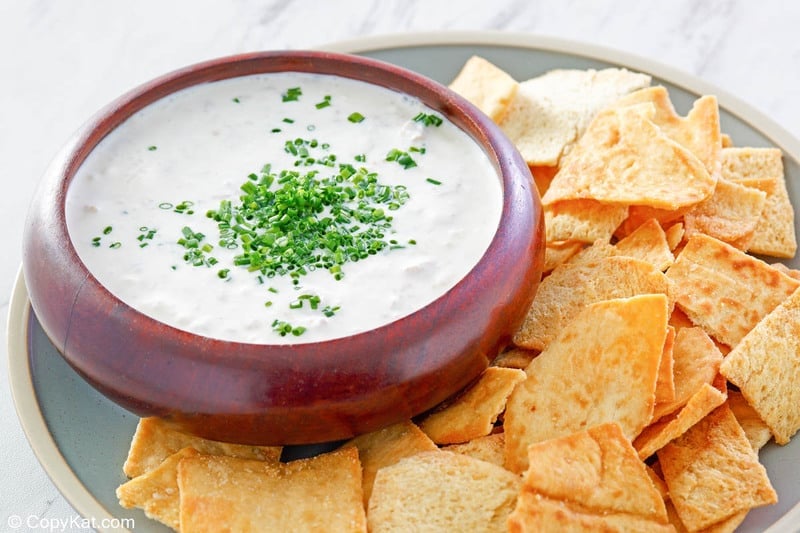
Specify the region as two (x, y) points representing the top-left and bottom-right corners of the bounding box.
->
(66, 72), (502, 344)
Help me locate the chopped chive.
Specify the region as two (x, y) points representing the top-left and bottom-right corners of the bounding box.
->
(413, 112), (443, 127)
(147, 145), (157, 151)
(158, 202), (173, 210)
(347, 112), (365, 123)
(426, 178), (442, 185)
(109, 242), (121, 249)
(282, 87), (302, 102)
(315, 95), (332, 109)
(102, 225), (113, 235)
(271, 128), (282, 133)
(232, 97), (241, 103)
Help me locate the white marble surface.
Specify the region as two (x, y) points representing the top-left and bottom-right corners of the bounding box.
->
(1, 0), (799, 530)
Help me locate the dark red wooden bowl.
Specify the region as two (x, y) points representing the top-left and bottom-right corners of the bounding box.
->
(22, 50), (544, 445)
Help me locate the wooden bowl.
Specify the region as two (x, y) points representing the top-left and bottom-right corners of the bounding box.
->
(22, 50), (544, 445)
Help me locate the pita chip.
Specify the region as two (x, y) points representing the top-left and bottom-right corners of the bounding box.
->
(544, 199), (628, 243)
(505, 294), (669, 473)
(448, 55), (518, 122)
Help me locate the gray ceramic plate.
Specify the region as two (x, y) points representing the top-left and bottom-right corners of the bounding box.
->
(8, 31), (800, 533)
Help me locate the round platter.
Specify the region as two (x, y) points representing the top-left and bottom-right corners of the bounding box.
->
(8, 31), (800, 532)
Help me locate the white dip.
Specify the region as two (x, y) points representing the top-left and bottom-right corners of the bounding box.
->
(66, 72), (502, 344)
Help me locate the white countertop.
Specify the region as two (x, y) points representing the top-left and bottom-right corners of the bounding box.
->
(2, 1), (799, 531)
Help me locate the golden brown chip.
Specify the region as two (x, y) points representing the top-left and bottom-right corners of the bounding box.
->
(367, 450), (521, 532)
(499, 67), (651, 166)
(505, 295), (669, 473)
(614, 87), (722, 178)
(117, 447), (198, 530)
(522, 423), (668, 521)
(178, 447), (366, 533)
(664, 222), (686, 251)
(616, 204), (690, 240)
(720, 286), (800, 444)
(683, 178), (767, 248)
(508, 493), (676, 533)
(615, 218), (675, 271)
(419, 367), (525, 444)
(513, 256), (671, 351)
(531, 164), (559, 197)
(542, 103), (715, 210)
(721, 146), (784, 182)
(491, 347), (538, 370)
(727, 391), (773, 450)
(635, 379), (727, 460)
(655, 326), (676, 404)
(448, 55), (519, 123)
(566, 238), (616, 265)
(658, 405), (777, 531)
(544, 199), (629, 243)
(543, 240), (584, 272)
(772, 261), (800, 280)
(666, 501), (748, 533)
(443, 432), (505, 467)
(721, 147), (796, 257)
(651, 327), (723, 422)
(340, 420), (437, 506)
(665, 233), (800, 347)
(122, 417), (281, 478)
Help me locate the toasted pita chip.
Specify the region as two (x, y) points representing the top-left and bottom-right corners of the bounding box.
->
(509, 492), (675, 533)
(720, 286), (800, 444)
(721, 146), (784, 182)
(544, 199), (629, 243)
(727, 391), (773, 450)
(367, 451), (521, 532)
(615, 218), (675, 271)
(542, 103), (715, 210)
(666, 501), (748, 533)
(655, 327), (676, 404)
(664, 222), (686, 251)
(491, 347), (538, 370)
(505, 295), (669, 473)
(720, 147), (796, 257)
(566, 238), (615, 265)
(531, 164), (559, 197)
(543, 240), (584, 272)
(658, 405), (777, 531)
(419, 367), (525, 444)
(616, 204), (690, 240)
(448, 55), (518, 123)
(665, 233), (800, 347)
(721, 133), (734, 148)
(444, 432), (505, 467)
(117, 447), (198, 530)
(513, 256), (671, 351)
(122, 417), (281, 478)
(178, 447), (366, 533)
(635, 379), (728, 460)
(340, 420), (437, 506)
(646, 463), (670, 501)
(651, 327), (724, 422)
(683, 178), (767, 248)
(613, 87), (722, 178)
(499, 68), (651, 166)
(522, 423), (668, 521)
(772, 261), (800, 280)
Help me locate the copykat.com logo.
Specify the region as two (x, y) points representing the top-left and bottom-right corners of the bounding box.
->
(7, 513), (135, 531)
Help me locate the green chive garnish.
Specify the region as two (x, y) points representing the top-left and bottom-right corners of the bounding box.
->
(347, 112), (365, 123)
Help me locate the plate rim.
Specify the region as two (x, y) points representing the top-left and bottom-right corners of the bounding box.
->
(7, 30), (800, 532)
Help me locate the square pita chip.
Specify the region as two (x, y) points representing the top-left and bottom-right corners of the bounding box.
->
(513, 256), (671, 351)
(505, 294), (669, 473)
(178, 447), (366, 533)
(367, 450), (521, 532)
(117, 447), (199, 530)
(419, 366), (525, 445)
(665, 233), (800, 347)
(720, 286), (800, 444)
(340, 420), (436, 506)
(123, 417), (281, 478)
(443, 432), (505, 467)
(544, 199), (629, 243)
(448, 55), (518, 123)
(658, 404), (777, 531)
(728, 391), (773, 450)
